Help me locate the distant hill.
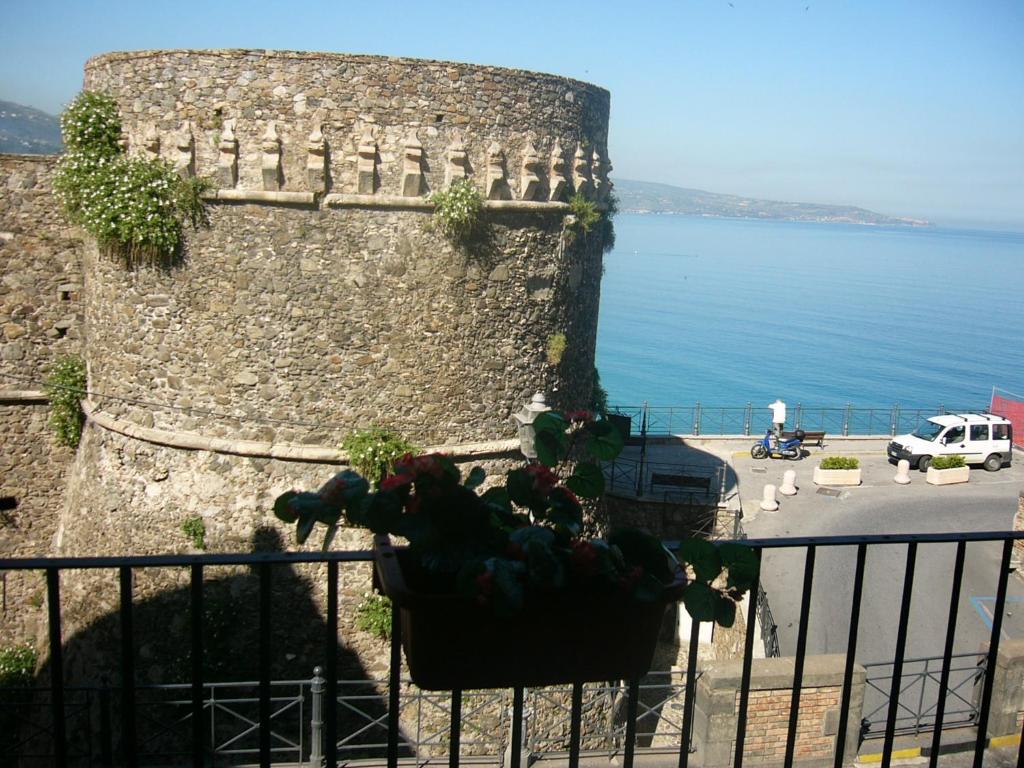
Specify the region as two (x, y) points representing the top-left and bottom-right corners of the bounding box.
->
(0, 100), (62, 155)
(614, 178), (929, 227)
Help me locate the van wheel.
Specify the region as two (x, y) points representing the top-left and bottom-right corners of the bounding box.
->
(983, 454), (1002, 472)
(918, 456), (932, 472)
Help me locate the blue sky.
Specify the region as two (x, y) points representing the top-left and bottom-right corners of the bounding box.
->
(2, 0), (1021, 229)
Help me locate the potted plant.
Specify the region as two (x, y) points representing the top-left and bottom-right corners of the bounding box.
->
(926, 454), (969, 486)
(274, 411), (757, 690)
(813, 456), (862, 486)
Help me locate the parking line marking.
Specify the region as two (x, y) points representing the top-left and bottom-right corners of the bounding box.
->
(970, 596), (1023, 640)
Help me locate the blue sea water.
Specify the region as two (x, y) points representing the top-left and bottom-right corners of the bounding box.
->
(595, 215), (1024, 409)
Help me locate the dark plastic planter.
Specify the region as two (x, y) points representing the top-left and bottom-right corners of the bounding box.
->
(373, 534), (684, 690)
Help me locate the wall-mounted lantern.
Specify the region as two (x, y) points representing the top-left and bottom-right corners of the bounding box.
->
(512, 393), (550, 460)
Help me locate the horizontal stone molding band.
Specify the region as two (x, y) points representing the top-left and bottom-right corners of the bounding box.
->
(203, 189), (318, 205)
(81, 399), (520, 464)
(0, 389), (49, 405)
(199, 190), (578, 213)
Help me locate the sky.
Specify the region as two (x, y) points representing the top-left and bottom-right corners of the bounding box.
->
(2, 0), (1022, 229)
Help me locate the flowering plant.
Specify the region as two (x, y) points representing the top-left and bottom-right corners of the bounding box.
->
(429, 178), (484, 244)
(274, 412), (756, 623)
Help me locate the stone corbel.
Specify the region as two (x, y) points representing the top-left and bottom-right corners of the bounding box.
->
(549, 140), (569, 202)
(217, 119), (238, 189)
(261, 121), (282, 191)
(592, 147), (612, 203)
(446, 131), (470, 186)
(573, 143), (593, 198)
(356, 128), (378, 195)
(520, 141), (542, 201)
(174, 121), (195, 179)
(401, 131), (424, 197)
(141, 123), (161, 160)
(306, 117), (327, 193)
(485, 141), (510, 201)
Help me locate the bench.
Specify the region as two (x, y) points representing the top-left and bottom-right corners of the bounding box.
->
(783, 430), (826, 447)
(650, 473), (712, 493)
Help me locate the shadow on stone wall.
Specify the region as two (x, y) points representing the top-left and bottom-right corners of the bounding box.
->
(5, 527), (412, 766)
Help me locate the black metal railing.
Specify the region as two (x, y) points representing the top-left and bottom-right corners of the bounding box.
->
(2, 530), (1023, 768)
(608, 403), (984, 438)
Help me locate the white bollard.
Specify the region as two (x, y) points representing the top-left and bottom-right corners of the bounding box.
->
(779, 470), (798, 496)
(760, 484), (779, 512)
(894, 459), (912, 485)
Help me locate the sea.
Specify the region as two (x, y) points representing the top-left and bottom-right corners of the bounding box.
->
(595, 214), (1024, 410)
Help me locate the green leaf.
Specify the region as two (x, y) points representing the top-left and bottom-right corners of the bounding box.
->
(585, 419), (625, 460)
(506, 468), (536, 507)
(464, 466), (486, 490)
(714, 595), (737, 627)
(609, 528), (673, 583)
(677, 539), (723, 584)
(296, 507), (317, 545)
(546, 488), (583, 534)
(719, 543), (760, 591)
(363, 492), (404, 535)
(273, 491), (299, 523)
(533, 412), (570, 466)
(481, 486), (512, 513)
(565, 463), (605, 499)
(681, 582), (718, 622)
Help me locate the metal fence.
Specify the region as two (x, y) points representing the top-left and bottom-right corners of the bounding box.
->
(608, 403), (984, 438)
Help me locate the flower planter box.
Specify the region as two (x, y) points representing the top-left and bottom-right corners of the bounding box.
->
(812, 466), (862, 487)
(373, 535), (684, 690)
(926, 466), (970, 486)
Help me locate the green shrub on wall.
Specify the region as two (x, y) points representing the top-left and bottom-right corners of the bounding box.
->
(567, 192), (617, 254)
(0, 643), (37, 687)
(182, 515), (207, 550)
(355, 592), (392, 640)
(341, 428), (417, 486)
(53, 91), (208, 269)
(429, 178), (484, 244)
(819, 456), (859, 470)
(44, 354), (87, 447)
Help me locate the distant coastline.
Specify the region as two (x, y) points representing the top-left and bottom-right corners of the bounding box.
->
(613, 178), (930, 228)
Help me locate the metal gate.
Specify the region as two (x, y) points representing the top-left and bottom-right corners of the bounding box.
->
(860, 653), (985, 739)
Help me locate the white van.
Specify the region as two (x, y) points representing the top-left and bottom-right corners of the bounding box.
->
(887, 413), (1013, 472)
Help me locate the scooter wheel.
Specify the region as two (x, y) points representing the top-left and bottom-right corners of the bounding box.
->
(751, 444), (768, 459)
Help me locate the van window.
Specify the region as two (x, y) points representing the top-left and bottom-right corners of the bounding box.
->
(993, 424), (1010, 441)
(970, 425), (989, 441)
(943, 425), (965, 444)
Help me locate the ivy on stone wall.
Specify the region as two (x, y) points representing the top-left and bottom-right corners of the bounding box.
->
(53, 91), (208, 269)
(44, 354), (87, 447)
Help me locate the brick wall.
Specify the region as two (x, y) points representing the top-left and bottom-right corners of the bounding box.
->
(733, 686), (841, 763)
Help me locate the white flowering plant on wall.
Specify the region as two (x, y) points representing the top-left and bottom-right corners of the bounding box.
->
(53, 91), (208, 269)
(429, 178), (484, 244)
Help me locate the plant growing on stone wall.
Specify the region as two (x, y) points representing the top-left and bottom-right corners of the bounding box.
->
(591, 367), (609, 415)
(341, 428), (418, 487)
(566, 192), (617, 254)
(355, 592), (392, 640)
(546, 333), (568, 366)
(182, 514), (207, 550)
(429, 178), (484, 245)
(44, 354), (87, 448)
(0, 643), (37, 687)
(53, 91), (209, 269)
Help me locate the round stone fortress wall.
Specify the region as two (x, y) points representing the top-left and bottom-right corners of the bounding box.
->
(81, 50), (613, 447)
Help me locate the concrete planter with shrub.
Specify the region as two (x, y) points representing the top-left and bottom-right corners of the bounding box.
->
(813, 456), (862, 486)
(926, 454), (970, 486)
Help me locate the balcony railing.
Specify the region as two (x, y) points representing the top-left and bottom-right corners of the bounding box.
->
(1, 530), (1022, 768)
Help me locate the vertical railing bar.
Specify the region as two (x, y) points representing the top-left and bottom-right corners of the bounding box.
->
(972, 540), (1014, 768)
(259, 561), (271, 767)
(929, 541), (967, 767)
(882, 542), (918, 766)
(190, 563), (204, 768)
(783, 545), (817, 767)
(510, 686), (525, 768)
(118, 566), (136, 768)
(679, 623), (701, 768)
(326, 561), (339, 768)
(568, 682), (583, 768)
(834, 543), (867, 768)
(449, 689), (462, 768)
(46, 568), (67, 768)
(387, 603), (401, 768)
(622, 680), (639, 768)
(1016, 711), (1024, 768)
(733, 568), (761, 767)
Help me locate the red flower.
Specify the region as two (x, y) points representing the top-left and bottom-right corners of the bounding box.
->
(474, 570), (494, 605)
(380, 473), (414, 491)
(525, 464), (558, 495)
(317, 474), (348, 507)
(565, 410), (593, 423)
(569, 539), (598, 579)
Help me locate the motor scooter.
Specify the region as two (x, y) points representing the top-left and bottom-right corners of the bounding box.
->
(750, 429), (805, 460)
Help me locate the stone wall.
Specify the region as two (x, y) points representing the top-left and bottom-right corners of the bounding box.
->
(691, 655), (864, 768)
(984, 639), (1024, 739)
(0, 153), (84, 646)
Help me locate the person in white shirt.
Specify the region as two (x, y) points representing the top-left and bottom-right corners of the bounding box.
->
(769, 400), (786, 446)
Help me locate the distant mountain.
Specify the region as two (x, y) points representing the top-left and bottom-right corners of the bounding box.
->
(613, 178), (929, 227)
(0, 100), (62, 155)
